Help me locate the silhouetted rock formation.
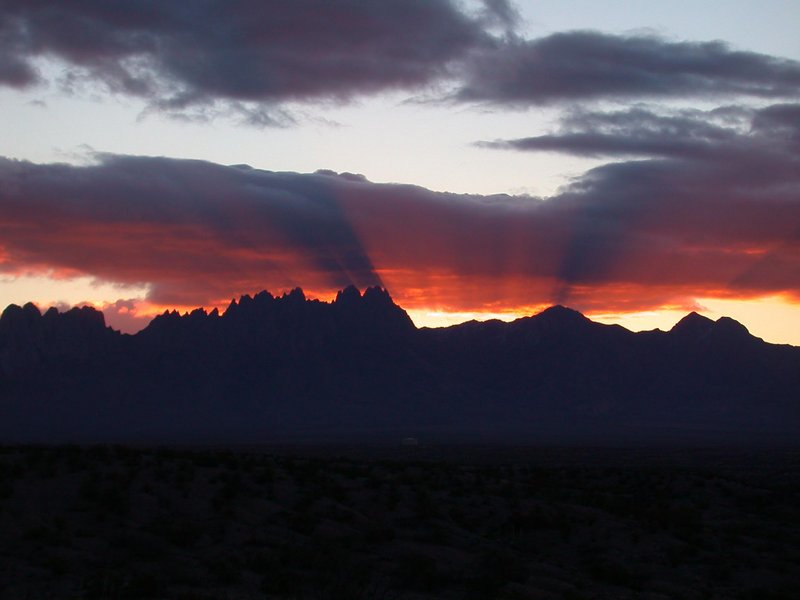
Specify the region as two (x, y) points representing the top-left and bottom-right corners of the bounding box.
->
(1, 287), (798, 443)
(0, 303), (119, 378)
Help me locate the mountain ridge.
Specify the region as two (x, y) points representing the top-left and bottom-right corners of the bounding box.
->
(1, 286), (798, 444)
(0, 287), (785, 346)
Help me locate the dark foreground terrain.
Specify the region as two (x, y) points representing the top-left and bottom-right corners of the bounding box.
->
(1, 444), (798, 599)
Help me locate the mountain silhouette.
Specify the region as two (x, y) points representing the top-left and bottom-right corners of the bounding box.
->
(1, 287), (798, 443)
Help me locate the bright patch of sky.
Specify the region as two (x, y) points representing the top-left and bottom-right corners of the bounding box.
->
(0, 274), (149, 311)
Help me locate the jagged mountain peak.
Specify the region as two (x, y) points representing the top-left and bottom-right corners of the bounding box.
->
(0, 302), (40, 323)
(139, 285), (413, 339)
(332, 285), (414, 332)
(60, 305), (107, 329)
(522, 305), (591, 332)
(253, 290), (274, 303)
(362, 286), (394, 305)
(669, 311), (753, 343)
(715, 316), (750, 337)
(671, 311), (715, 335)
(333, 285), (395, 307)
(22, 301), (41, 316)
(537, 304), (587, 321)
(282, 287), (306, 303)
(334, 284), (362, 306)
(0, 302), (107, 330)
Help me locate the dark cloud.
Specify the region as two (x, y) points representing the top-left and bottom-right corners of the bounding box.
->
(0, 154), (384, 305)
(478, 0), (520, 32)
(478, 108), (752, 159)
(752, 103), (800, 139)
(0, 54), (36, 87)
(0, 0), (502, 119)
(487, 104), (800, 302)
(478, 103), (799, 305)
(477, 105), (787, 159)
(457, 31), (800, 105)
(0, 13), (38, 86)
(4, 3), (799, 118)
(1, 102), (798, 316)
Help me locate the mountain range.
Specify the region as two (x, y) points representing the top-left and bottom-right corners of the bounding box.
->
(1, 286), (798, 444)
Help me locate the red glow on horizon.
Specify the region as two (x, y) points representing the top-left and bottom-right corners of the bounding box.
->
(1, 157), (797, 342)
(56, 280), (798, 347)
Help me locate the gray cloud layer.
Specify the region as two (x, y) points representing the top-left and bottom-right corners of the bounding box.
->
(478, 104), (795, 158)
(458, 31), (800, 105)
(2, 2), (799, 119)
(0, 0), (498, 120)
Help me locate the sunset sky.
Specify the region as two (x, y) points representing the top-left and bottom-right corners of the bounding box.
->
(0, 0), (798, 343)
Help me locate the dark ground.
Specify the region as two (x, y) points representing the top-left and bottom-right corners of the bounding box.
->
(1, 443), (798, 599)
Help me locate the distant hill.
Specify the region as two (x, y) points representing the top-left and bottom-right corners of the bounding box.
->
(1, 287), (798, 443)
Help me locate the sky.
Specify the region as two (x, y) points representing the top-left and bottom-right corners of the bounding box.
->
(0, 0), (798, 344)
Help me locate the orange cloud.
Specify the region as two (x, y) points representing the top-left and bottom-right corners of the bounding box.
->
(0, 143), (797, 337)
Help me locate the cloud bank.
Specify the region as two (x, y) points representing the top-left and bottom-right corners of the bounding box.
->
(0, 0), (500, 121)
(457, 31), (800, 105)
(3, 1), (800, 120)
(479, 103), (800, 302)
(1, 101), (797, 322)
